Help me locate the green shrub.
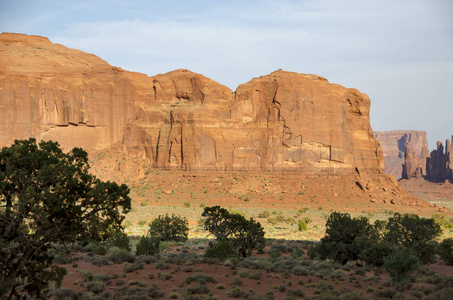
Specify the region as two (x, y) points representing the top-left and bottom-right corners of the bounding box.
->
(93, 272), (110, 283)
(268, 218), (278, 226)
(183, 283), (211, 296)
(286, 217), (296, 224)
(106, 230), (131, 252)
(269, 248), (280, 259)
(297, 208), (309, 214)
(374, 288), (396, 298)
(107, 247), (134, 263)
(159, 273), (172, 281)
(315, 212), (442, 267)
(227, 287), (244, 298)
(438, 238), (453, 265)
(291, 246), (305, 258)
(202, 206), (265, 257)
(135, 235), (160, 256)
(204, 239), (238, 260)
(258, 211), (271, 218)
(298, 220), (308, 231)
(385, 213), (441, 264)
(81, 241), (106, 255)
(432, 214), (449, 227)
(286, 288), (305, 298)
(231, 276), (243, 286)
(148, 214), (189, 242)
(85, 281), (106, 294)
(332, 269), (347, 280)
(129, 279), (146, 287)
(238, 270), (251, 278)
(124, 263), (144, 273)
(383, 247), (419, 282)
(80, 270), (93, 282)
(315, 212), (371, 264)
(51, 288), (83, 299)
(154, 260), (170, 270)
(291, 266), (309, 276)
(185, 274), (217, 284)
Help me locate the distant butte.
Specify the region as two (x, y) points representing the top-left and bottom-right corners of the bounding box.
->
(374, 131), (429, 180)
(0, 33), (446, 211)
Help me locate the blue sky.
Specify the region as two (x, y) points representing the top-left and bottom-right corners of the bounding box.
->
(1, 0), (452, 150)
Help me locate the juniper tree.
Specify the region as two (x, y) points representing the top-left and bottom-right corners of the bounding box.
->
(0, 138), (131, 299)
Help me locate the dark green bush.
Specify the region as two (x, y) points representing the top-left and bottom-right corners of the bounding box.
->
(269, 248), (280, 259)
(80, 269), (93, 282)
(183, 283), (211, 295)
(51, 288), (83, 300)
(291, 246), (305, 259)
(135, 235), (160, 256)
(107, 247), (135, 263)
(298, 220), (308, 231)
(227, 287), (244, 298)
(106, 230), (131, 252)
(355, 220), (391, 267)
(314, 212), (442, 268)
(385, 213), (441, 264)
(315, 212), (371, 264)
(204, 239), (238, 260)
(438, 238), (453, 266)
(202, 206), (265, 257)
(85, 281), (106, 294)
(383, 247), (419, 283)
(291, 265), (309, 276)
(148, 214), (189, 242)
(185, 274), (217, 284)
(93, 272), (110, 283)
(123, 263), (144, 273)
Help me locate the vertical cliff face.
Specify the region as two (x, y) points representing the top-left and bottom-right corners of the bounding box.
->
(121, 69), (235, 169)
(375, 129), (453, 182)
(0, 33), (384, 175)
(425, 137), (453, 182)
(0, 33), (138, 151)
(123, 70), (384, 173)
(229, 71), (384, 173)
(374, 131), (429, 179)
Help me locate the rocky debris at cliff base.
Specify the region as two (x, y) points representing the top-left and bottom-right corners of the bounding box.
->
(88, 150), (448, 214)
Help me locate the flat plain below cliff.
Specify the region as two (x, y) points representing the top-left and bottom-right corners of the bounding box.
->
(0, 33), (449, 217)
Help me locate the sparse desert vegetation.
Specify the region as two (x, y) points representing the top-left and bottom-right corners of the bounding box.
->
(49, 208), (453, 299)
(2, 141), (453, 299)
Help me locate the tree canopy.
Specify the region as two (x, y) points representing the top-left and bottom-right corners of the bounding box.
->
(202, 206), (265, 257)
(0, 138), (131, 299)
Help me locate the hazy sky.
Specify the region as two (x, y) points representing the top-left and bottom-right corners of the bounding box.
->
(1, 0), (452, 149)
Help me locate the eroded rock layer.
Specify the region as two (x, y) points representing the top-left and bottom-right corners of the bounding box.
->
(425, 137), (453, 182)
(374, 131), (429, 179)
(0, 33), (384, 175)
